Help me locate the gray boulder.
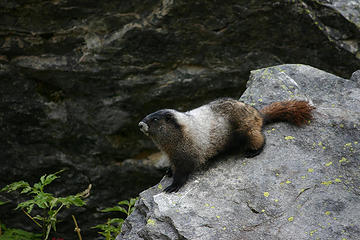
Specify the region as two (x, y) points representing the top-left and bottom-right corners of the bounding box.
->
(118, 64), (360, 240)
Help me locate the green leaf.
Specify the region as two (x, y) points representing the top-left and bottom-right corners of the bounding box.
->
(129, 198), (137, 206)
(20, 186), (32, 194)
(59, 195), (86, 207)
(40, 174), (46, 185)
(92, 224), (109, 230)
(33, 192), (53, 209)
(16, 199), (36, 213)
(101, 206), (127, 214)
(33, 215), (45, 222)
(0, 200), (9, 206)
(129, 207), (135, 215)
(0, 226), (42, 240)
(108, 218), (124, 225)
(1, 181), (30, 193)
(117, 200), (129, 206)
(48, 209), (56, 216)
(43, 174), (58, 186)
(33, 183), (42, 192)
(49, 197), (59, 209)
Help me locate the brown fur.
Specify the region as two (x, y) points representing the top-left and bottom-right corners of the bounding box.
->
(209, 99), (314, 153)
(260, 100), (315, 126)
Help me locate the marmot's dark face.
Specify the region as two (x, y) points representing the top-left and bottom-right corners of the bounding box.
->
(138, 110), (182, 144)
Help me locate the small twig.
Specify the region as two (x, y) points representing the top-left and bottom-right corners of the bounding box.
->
(53, 203), (65, 218)
(72, 215), (82, 240)
(22, 208), (42, 228)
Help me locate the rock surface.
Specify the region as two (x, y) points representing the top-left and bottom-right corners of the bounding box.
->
(1, 0), (360, 238)
(118, 64), (360, 240)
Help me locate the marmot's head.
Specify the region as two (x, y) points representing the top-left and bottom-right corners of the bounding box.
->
(138, 109), (183, 146)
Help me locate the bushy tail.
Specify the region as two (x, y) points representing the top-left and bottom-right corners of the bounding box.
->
(260, 100), (315, 126)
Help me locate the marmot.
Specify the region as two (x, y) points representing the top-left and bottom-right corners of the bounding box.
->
(138, 98), (315, 193)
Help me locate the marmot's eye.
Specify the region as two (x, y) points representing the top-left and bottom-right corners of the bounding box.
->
(152, 118), (158, 122)
(165, 114), (172, 120)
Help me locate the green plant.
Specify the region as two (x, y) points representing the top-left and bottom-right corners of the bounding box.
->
(93, 197), (138, 240)
(0, 224), (41, 240)
(1, 170), (91, 240)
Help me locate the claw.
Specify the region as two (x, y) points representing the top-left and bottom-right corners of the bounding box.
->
(164, 183), (180, 193)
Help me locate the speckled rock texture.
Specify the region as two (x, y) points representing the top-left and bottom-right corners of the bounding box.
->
(118, 64), (360, 240)
(1, 0), (360, 238)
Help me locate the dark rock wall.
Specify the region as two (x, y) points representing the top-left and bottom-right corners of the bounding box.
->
(0, 0), (359, 238)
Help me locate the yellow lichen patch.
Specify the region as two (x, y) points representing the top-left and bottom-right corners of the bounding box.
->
(288, 216), (294, 222)
(158, 184), (163, 190)
(264, 192), (270, 197)
(266, 128), (277, 134)
(205, 203), (210, 207)
(258, 98), (263, 102)
(339, 157), (348, 163)
(147, 219), (156, 226)
(325, 211), (331, 215)
(285, 136), (295, 140)
(339, 124), (344, 128)
(309, 229), (318, 236)
(261, 209), (265, 213)
(286, 180), (292, 184)
(274, 199), (279, 203)
(335, 178), (342, 183)
(211, 206), (215, 209)
(216, 215), (220, 219)
(222, 227), (227, 230)
(344, 143), (352, 147)
(308, 168), (314, 173)
(354, 141), (358, 145)
(321, 181), (333, 186)
(325, 161), (332, 167)
(301, 175), (306, 179)
(299, 188), (305, 194)
(318, 141), (323, 146)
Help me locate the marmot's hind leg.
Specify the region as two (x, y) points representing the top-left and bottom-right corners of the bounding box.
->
(244, 129), (265, 158)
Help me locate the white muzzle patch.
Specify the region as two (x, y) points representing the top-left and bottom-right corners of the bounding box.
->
(138, 121), (149, 136)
